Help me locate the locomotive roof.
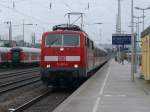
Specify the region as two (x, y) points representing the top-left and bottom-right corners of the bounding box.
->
(44, 30), (86, 34)
(44, 24), (88, 36)
(43, 30), (89, 39)
(0, 47), (11, 53)
(52, 24), (82, 31)
(11, 47), (40, 53)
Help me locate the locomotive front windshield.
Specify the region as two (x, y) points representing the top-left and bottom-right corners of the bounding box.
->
(46, 34), (62, 47)
(46, 34), (80, 47)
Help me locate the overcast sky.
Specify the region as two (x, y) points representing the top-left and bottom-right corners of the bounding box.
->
(0, 0), (150, 44)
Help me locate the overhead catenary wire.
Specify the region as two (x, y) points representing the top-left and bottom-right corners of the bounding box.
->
(0, 2), (51, 25)
(12, 0), (35, 3)
(0, 0), (90, 26)
(63, 2), (72, 11)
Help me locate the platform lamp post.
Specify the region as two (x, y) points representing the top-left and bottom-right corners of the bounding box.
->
(133, 22), (139, 73)
(133, 17), (142, 74)
(135, 6), (150, 31)
(133, 16), (143, 39)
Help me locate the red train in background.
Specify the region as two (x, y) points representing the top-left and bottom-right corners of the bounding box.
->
(10, 47), (41, 67)
(0, 47), (40, 67)
(40, 24), (108, 87)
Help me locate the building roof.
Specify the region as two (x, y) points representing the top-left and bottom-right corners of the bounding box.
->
(141, 26), (150, 38)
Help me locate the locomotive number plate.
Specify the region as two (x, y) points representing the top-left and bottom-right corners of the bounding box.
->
(58, 56), (66, 61)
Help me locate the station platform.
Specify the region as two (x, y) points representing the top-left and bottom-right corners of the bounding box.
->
(53, 60), (150, 112)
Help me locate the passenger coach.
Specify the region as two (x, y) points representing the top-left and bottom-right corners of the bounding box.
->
(0, 47), (11, 67)
(40, 24), (108, 87)
(11, 47), (40, 67)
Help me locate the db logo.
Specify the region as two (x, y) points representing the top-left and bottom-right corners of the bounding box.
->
(58, 56), (66, 61)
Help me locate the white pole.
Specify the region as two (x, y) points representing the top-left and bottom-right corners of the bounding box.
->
(137, 18), (140, 66)
(131, 0), (135, 81)
(23, 20), (24, 47)
(142, 9), (144, 30)
(118, 0), (121, 33)
(9, 21), (12, 47)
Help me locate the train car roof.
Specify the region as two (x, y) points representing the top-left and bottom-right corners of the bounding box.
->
(94, 44), (108, 53)
(52, 24), (82, 31)
(11, 47), (40, 53)
(0, 47), (11, 52)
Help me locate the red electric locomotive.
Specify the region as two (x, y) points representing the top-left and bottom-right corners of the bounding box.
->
(40, 24), (108, 87)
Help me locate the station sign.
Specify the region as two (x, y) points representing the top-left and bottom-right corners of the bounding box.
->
(112, 34), (131, 45)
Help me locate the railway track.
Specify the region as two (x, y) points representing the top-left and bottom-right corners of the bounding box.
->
(0, 76), (40, 94)
(0, 68), (39, 79)
(8, 89), (72, 112)
(5, 63), (107, 112)
(3, 61), (108, 112)
(0, 67), (39, 75)
(0, 67), (41, 95)
(0, 68), (15, 73)
(9, 90), (51, 112)
(0, 67), (39, 74)
(0, 75), (39, 88)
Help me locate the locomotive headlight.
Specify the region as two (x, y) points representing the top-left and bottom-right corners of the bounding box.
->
(60, 47), (64, 51)
(74, 64), (78, 68)
(46, 64), (51, 68)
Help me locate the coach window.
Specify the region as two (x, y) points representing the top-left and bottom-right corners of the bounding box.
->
(89, 40), (93, 49)
(91, 41), (94, 49)
(85, 37), (88, 46)
(45, 34), (62, 47)
(87, 38), (90, 47)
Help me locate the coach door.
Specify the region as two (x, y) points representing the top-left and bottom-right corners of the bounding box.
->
(12, 50), (20, 64)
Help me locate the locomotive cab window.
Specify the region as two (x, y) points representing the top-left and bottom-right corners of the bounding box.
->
(45, 34), (62, 47)
(63, 34), (80, 47)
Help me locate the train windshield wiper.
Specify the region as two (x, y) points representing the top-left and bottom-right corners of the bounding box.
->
(48, 38), (59, 47)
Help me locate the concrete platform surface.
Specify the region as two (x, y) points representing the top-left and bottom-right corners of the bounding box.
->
(53, 60), (150, 112)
